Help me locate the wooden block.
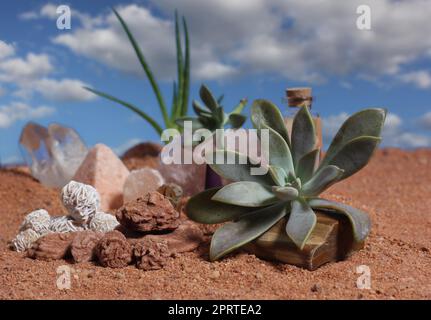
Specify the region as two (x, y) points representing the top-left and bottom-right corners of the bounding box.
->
(244, 211), (363, 270)
(286, 87), (312, 108)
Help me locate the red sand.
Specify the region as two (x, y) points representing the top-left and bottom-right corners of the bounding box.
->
(0, 149), (430, 299)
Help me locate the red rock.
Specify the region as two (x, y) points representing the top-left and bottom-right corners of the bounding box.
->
(95, 231), (132, 268)
(133, 238), (170, 271)
(146, 220), (204, 254)
(71, 230), (104, 263)
(123, 168), (164, 203)
(73, 144), (130, 211)
(116, 191), (180, 232)
(28, 232), (77, 261)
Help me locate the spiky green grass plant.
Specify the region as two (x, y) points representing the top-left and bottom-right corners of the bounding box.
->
(186, 100), (386, 261)
(84, 9), (190, 136)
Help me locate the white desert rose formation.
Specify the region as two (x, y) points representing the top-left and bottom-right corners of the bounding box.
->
(10, 181), (119, 252)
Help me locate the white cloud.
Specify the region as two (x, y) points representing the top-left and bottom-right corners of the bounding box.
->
(0, 41), (15, 59)
(419, 112), (431, 130)
(399, 70), (431, 89)
(0, 102), (55, 128)
(48, 1), (431, 85)
(389, 132), (431, 148)
(0, 53), (53, 83)
(32, 78), (94, 102)
(322, 111), (431, 149)
(53, 4), (179, 79)
(321, 112), (349, 142)
(194, 61), (237, 80)
(19, 4), (103, 28)
(19, 11), (39, 20)
(0, 40), (94, 102)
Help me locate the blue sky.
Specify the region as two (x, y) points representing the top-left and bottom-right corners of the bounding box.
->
(1, 0), (431, 164)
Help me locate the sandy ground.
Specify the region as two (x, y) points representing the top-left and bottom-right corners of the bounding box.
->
(0, 148), (430, 300)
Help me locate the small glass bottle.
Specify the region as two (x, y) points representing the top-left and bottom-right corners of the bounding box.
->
(284, 87), (322, 158)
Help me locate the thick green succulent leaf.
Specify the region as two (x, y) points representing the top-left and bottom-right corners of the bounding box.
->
(262, 125), (295, 178)
(291, 106), (316, 166)
(272, 186), (299, 201)
(231, 98), (248, 115)
(308, 198), (371, 242)
(192, 100), (211, 116)
(175, 116), (203, 129)
(321, 136), (381, 180)
(285, 200), (317, 250)
(200, 84), (218, 111)
(296, 149), (320, 183)
(209, 203), (287, 261)
(268, 166), (287, 187)
(212, 181), (278, 207)
(198, 115), (218, 131)
(251, 99), (290, 147)
(208, 150), (275, 185)
(301, 165), (344, 197)
(186, 188), (252, 224)
(322, 108), (386, 167)
(214, 106), (226, 125)
(228, 113), (247, 129)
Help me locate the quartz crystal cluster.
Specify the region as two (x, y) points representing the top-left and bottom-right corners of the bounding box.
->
(19, 122), (88, 188)
(10, 181), (119, 252)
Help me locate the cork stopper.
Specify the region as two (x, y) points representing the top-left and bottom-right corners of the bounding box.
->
(286, 87), (312, 108)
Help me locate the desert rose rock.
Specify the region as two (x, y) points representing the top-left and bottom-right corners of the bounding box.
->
(146, 220), (204, 254)
(61, 181), (100, 224)
(73, 144), (130, 211)
(19, 209), (51, 235)
(19, 122), (88, 188)
(28, 232), (77, 261)
(123, 168), (165, 203)
(10, 229), (41, 252)
(95, 230), (132, 268)
(116, 192), (179, 232)
(133, 238), (170, 271)
(49, 215), (85, 233)
(89, 212), (120, 233)
(71, 231), (103, 263)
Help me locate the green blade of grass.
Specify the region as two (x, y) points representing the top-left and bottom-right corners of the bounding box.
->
(181, 16), (190, 116)
(112, 8), (170, 128)
(173, 10), (184, 121)
(84, 86), (163, 135)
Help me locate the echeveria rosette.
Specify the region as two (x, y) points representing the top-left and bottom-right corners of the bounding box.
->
(186, 99), (386, 261)
(176, 84), (248, 133)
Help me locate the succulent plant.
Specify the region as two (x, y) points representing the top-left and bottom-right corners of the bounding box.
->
(175, 84), (247, 133)
(85, 9), (190, 136)
(186, 99), (386, 261)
